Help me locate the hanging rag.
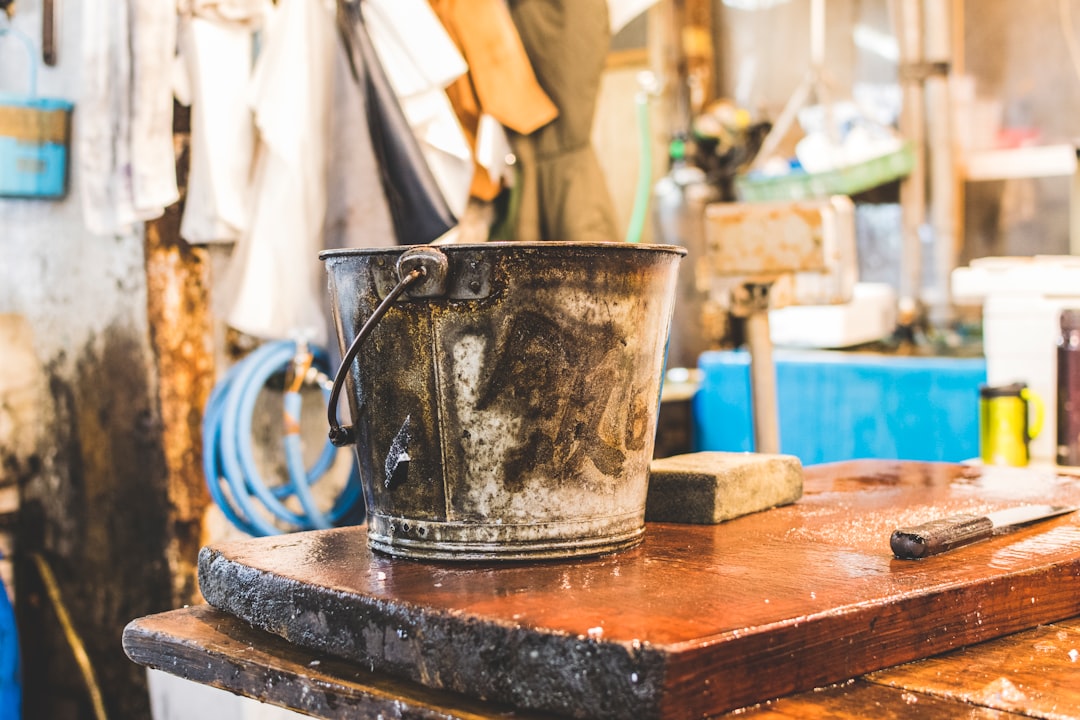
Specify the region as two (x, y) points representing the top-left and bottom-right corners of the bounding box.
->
(607, 0), (659, 35)
(217, 0), (334, 343)
(175, 0), (267, 244)
(79, 0), (179, 235)
(131, 1), (181, 214)
(507, 0), (619, 243)
(324, 19), (396, 252)
(176, 0), (268, 22)
(363, 0), (472, 220)
(337, 0), (456, 246)
(431, 0), (557, 203)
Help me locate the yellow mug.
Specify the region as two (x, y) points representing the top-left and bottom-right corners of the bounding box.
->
(980, 382), (1044, 467)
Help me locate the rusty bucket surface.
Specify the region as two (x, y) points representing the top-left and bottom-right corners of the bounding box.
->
(321, 242), (684, 560)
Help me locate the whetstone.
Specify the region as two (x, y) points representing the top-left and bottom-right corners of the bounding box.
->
(646, 451), (803, 524)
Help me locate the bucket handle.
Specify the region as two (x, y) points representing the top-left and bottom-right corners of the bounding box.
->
(327, 247), (450, 447)
(0, 23), (39, 97)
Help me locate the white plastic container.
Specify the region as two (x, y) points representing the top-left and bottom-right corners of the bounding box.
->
(769, 282), (897, 348)
(952, 256), (1080, 462)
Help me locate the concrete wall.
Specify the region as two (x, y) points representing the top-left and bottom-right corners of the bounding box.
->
(1, 2), (174, 718)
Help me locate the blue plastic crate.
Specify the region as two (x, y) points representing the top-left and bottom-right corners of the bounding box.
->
(694, 349), (987, 464)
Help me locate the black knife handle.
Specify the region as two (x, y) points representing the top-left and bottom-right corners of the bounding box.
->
(891, 514), (995, 559)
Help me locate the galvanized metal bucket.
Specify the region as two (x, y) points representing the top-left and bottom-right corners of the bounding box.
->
(322, 242), (684, 560)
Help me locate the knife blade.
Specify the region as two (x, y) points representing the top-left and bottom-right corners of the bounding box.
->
(891, 504), (1076, 560)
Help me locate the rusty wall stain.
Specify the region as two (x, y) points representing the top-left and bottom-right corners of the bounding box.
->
(19, 326), (174, 720)
(144, 197), (214, 607)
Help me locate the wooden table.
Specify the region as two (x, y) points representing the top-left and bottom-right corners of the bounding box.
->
(126, 604), (1080, 719)
(125, 461), (1080, 718)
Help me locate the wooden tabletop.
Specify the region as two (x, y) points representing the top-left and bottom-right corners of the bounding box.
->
(124, 460), (1080, 718)
(125, 604), (1080, 719)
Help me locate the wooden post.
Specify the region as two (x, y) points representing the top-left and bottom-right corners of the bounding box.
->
(924, 0), (958, 324)
(891, 0), (927, 325)
(143, 185), (215, 606)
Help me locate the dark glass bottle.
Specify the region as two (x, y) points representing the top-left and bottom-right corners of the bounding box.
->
(1056, 309), (1080, 466)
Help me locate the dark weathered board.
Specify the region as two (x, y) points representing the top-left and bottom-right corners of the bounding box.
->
(866, 620), (1080, 717)
(123, 604), (554, 720)
(124, 605), (1049, 720)
(197, 461), (1080, 720)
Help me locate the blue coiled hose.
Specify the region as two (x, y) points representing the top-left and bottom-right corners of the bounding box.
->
(202, 339), (364, 536)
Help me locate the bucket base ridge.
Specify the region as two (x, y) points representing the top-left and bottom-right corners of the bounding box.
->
(368, 511), (646, 560)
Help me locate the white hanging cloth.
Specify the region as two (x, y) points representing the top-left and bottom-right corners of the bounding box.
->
(174, 1), (266, 244)
(216, 0), (334, 343)
(131, 1), (182, 215)
(79, 0), (179, 235)
(607, 0), (658, 35)
(363, 0), (473, 219)
(324, 25), (396, 251)
(475, 113), (515, 188)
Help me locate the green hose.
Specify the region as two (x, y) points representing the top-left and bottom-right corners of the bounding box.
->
(624, 91), (652, 244)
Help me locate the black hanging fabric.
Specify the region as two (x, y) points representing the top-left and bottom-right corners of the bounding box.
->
(336, 0), (456, 245)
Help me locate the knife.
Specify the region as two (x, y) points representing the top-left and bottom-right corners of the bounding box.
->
(891, 504), (1076, 560)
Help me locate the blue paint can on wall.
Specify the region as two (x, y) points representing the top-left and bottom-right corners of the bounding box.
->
(0, 25), (73, 200)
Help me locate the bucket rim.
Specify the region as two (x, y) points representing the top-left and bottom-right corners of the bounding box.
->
(319, 241), (688, 261)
